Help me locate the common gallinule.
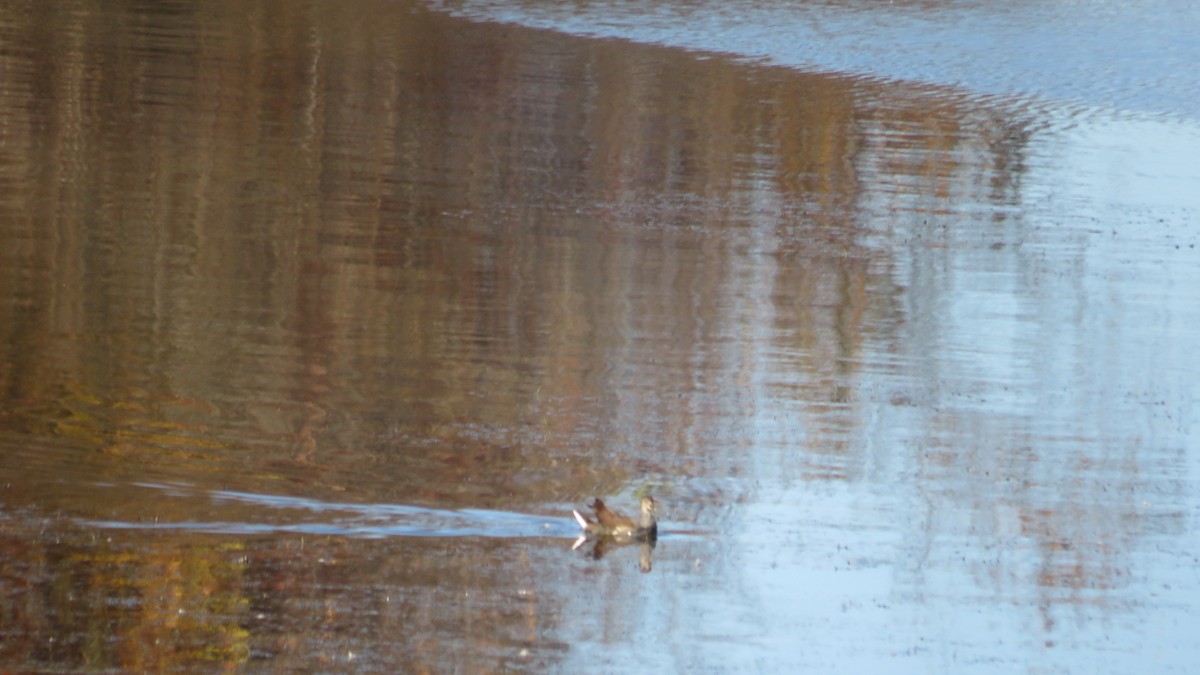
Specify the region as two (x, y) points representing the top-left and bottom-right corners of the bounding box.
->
(572, 496), (657, 539)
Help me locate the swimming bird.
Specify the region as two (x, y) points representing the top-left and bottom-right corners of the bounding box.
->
(572, 496), (657, 539)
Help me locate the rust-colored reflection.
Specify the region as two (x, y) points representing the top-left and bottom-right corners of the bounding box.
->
(0, 0), (945, 509)
(0, 529), (250, 671)
(0, 524), (586, 672)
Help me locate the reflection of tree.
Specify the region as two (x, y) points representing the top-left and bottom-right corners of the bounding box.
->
(0, 0), (921, 510)
(0, 534), (249, 671)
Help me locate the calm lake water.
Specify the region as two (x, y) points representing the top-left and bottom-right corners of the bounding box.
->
(1, 0), (1198, 672)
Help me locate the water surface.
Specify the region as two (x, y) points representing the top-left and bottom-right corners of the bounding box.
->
(1, 0), (1198, 672)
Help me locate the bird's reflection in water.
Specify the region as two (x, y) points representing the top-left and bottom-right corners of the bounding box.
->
(573, 534), (657, 573)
